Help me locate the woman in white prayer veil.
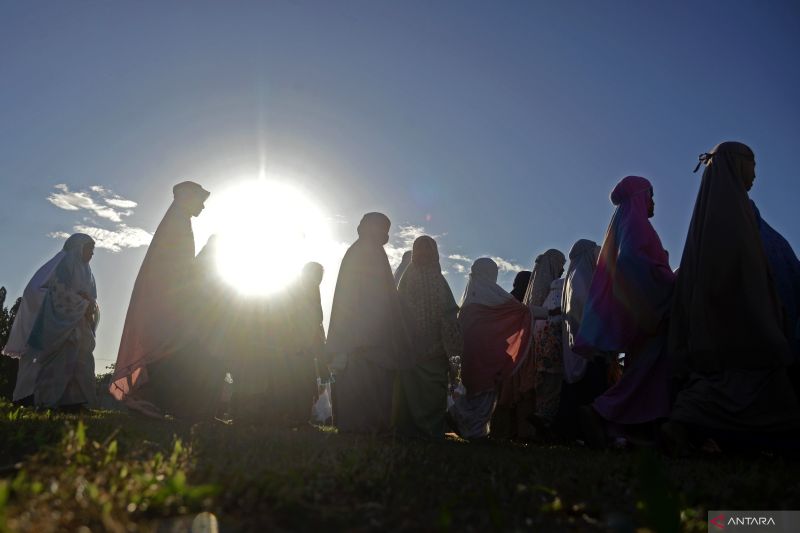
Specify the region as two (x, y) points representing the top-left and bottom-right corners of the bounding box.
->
(4, 242), (75, 403)
(4, 233), (98, 409)
(555, 239), (609, 439)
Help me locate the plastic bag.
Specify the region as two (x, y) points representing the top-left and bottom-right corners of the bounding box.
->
(312, 380), (333, 424)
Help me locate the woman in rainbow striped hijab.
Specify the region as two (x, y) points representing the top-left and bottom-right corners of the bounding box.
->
(574, 176), (676, 448)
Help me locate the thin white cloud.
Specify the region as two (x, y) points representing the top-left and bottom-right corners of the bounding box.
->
(453, 263), (466, 273)
(396, 224), (427, 247)
(447, 254), (472, 263)
(385, 243), (408, 269)
(72, 224), (152, 252)
(47, 184), (152, 252)
(105, 198), (138, 209)
(48, 184), (135, 222)
(385, 224), (432, 269)
(490, 256), (526, 273)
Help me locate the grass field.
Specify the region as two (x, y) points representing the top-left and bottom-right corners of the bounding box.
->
(1, 401), (798, 532)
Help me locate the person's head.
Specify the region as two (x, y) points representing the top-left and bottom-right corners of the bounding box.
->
(568, 239), (598, 262)
(301, 262), (324, 286)
(173, 181), (211, 217)
(513, 270), (532, 291)
(356, 212), (391, 245)
(708, 141), (756, 191)
(611, 176), (654, 218)
(63, 233), (96, 264)
(471, 257), (499, 284)
(510, 270), (532, 302)
(411, 236), (439, 267)
(540, 248), (567, 278)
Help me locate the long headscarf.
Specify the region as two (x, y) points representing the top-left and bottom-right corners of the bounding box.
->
(398, 236), (461, 359)
(325, 212), (413, 370)
(458, 258), (532, 395)
(27, 234), (97, 351)
(3, 233), (96, 359)
(751, 201), (800, 361)
(575, 176), (675, 354)
(669, 143), (792, 372)
(524, 249), (566, 308)
(11, 234), (97, 402)
(111, 183), (208, 400)
(561, 239), (600, 383)
(460, 257), (510, 308)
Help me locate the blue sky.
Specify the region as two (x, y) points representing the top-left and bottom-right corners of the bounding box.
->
(1, 1), (799, 370)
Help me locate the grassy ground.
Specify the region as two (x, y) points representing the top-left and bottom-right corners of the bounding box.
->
(1, 401), (798, 532)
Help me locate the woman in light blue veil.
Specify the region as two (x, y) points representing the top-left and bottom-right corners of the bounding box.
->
(24, 233), (99, 409)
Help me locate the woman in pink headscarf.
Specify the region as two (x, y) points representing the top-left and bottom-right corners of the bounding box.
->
(574, 176), (675, 448)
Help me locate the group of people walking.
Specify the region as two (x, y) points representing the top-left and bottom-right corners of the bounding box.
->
(3, 141), (799, 455)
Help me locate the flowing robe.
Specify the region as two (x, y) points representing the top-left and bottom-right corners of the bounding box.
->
(669, 144), (800, 436)
(110, 202), (195, 401)
(326, 238), (413, 433)
(576, 176), (676, 425)
(394, 260), (462, 438)
(24, 235), (98, 408)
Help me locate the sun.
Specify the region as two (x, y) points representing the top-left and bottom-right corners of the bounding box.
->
(201, 179), (332, 295)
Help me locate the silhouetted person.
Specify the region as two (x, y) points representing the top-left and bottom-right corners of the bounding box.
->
(326, 213), (413, 433)
(4, 234), (98, 410)
(111, 181), (223, 419)
(393, 236), (462, 439)
(393, 250), (412, 288)
(555, 239), (608, 440)
(510, 270), (532, 302)
(665, 142), (800, 454)
(528, 251), (567, 430)
(449, 258), (532, 440)
(574, 176), (675, 449)
(273, 262), (326, 426)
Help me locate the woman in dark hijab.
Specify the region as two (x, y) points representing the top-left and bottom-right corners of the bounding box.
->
(665, 142), (800, 453)
(326, 213), (414, 433)
(510, 271), (532, 302)
(393, 236), (462, 438)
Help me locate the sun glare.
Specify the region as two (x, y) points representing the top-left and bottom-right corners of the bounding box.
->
(203, 179), (332, 296)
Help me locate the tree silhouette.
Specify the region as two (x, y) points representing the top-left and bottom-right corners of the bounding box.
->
(0, 286), (21, 399)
